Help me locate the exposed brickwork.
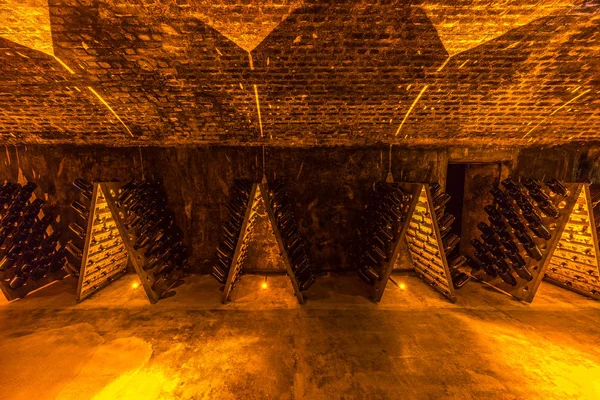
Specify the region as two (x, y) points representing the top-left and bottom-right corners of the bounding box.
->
(251, 2), (447, 142)
(0, 38), (126, 143)
(0, 0), (598, 145)
(0, 0), (54, 55)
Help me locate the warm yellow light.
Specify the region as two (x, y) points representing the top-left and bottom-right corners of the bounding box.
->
(132, 282), (140, 290)
(261, 281), (268, 290)
(399, 283), (406, 291)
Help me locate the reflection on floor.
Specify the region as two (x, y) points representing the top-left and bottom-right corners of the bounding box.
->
(1, 272), (599, 400)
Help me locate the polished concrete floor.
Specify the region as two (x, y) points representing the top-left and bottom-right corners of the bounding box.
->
(1, 272), (599, 400)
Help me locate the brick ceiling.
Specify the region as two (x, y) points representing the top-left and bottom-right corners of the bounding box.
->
(0, 0), (598, 146)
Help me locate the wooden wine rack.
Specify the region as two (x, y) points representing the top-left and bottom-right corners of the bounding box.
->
(0, 188), (67, 302)
(402, 183), (457, 302)
(221, 182), (305, 305)
(472, 182), (581, 302)
(369, 184), (419, 303)
(75, 183), (129, 302)
(101, 182), (188, 304)
(544, 184), (600, 300)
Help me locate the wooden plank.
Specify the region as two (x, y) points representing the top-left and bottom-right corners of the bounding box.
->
(261, 183), (305, 305)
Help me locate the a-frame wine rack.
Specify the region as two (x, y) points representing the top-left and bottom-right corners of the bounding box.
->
(75, 183), (129, 302)
(401, 183), (457, 302)
(368, 184), (419, 302)
(221, 182), (305, 305)
(472, 182), (582, 303)
(544, 184), (600, 300)
(101, 182), (176, 304)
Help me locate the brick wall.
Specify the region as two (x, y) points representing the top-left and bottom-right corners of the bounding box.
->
(0, 0), (598, 145)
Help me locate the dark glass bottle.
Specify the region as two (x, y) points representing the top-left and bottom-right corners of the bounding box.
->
(545, 178), (569, 197)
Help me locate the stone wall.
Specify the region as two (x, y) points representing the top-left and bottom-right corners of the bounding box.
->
(0, 144), (593, 273)
(0, 145), (447, 273)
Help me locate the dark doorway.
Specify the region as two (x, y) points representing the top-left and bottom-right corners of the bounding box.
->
(445, 164), (467, 238)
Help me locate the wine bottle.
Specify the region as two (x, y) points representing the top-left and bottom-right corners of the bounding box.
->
(522, 178), (543, 192)
(429, 182), (441, 196)
(211, 268), (227, 283)
(71, 201), (89, 219)
(451, 269), (470, 289)
(523, 242), (542, 261)
(545, 178), (569, 197)
(471, 238), (488, 254)
(529, 221), (551, 240)
(501, 178), (522, 193)
(537, 200), (560, 219)
(298, 274), (316, 291)
(69, 222), (87, 240)
(438, 214), (456, 233)
(477, 222), (496, 238)
(465, 256), (482, 271)
(448, 255), (467, 270)
(65, 241), (83, 259)
(490, 188), (513, 210)
(443, 234), (460, 253)
(498, 269), (517, 286)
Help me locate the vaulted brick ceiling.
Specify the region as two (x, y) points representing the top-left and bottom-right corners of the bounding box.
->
(0, 0), (598, 146)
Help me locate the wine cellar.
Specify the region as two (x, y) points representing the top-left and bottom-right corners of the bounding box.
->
(1, 1), (600, 399)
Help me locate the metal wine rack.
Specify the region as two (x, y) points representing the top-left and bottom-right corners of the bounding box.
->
(75, 184), (128, 302)
(0, 185), (67, 301)
(221, 181), (305, 304)
(471, 181), (581, 302)
(544, 184), (600, 299)
(402, 183), (457, 302)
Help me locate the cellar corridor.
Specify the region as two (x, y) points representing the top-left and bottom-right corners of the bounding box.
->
(2, 0), (600, 398)
(2, 273), (600, 400)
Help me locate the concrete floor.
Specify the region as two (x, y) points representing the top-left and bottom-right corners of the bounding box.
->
(1, 272), (599, 400)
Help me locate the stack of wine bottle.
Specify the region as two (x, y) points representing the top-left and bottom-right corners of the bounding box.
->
(211, 179), (256, 285)
(67, 178), (128, 297)
(116, 179), (189, 296)
(406, 182), (469, 290)
(354, 182), (412, 285)
(0, 181), (66, 291)
(266, 179), (316, 291)
(469, 177), (567, 286)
